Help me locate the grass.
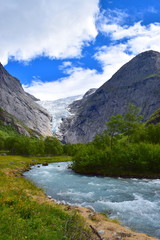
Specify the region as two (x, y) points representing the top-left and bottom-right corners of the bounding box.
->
(0, 155), (94, 240)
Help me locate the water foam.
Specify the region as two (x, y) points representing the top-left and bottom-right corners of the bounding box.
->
(24, 162), (160, 238)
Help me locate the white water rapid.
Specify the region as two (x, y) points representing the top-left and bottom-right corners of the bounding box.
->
(24, 162), (160, 238)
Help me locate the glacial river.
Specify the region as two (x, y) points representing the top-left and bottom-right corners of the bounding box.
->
(24, 162), (160, 238)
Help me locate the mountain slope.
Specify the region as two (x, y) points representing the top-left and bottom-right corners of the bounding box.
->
(0, 63), (52, 137)
(0, 107), (42, 137)
(60, 50), (160, 143)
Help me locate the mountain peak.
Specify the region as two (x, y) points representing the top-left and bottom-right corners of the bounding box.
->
(60, 50), (160, 143)
(0, 62), (10, 75)
(104, 49), (160, 88)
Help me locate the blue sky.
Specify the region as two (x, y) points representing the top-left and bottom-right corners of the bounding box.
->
(1, 0), (160, 100)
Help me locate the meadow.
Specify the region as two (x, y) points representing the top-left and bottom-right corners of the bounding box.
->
(0, 155), (93, 240)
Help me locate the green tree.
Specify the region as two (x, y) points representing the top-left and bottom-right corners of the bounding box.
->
(44, 137), (63, 155)
(123, 104), (143, 138)
(28, 138), (45, 156)
(106, 104), (143, 146)
(92, 130), (110, 150)
(0, 137), (5, 150)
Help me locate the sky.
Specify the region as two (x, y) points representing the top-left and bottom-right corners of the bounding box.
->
(1, 0), (160, 100)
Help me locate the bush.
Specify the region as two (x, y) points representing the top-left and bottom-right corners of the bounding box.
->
(44, 137), (63, 155)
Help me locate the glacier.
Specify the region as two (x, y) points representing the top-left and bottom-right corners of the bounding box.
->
(38, 95), (82, 136)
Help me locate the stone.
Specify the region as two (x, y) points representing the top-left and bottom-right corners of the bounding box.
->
(0, 153), (7, 156)
(98, 230), (105, 235)
(60, 50), (160, 143)
(42, 163), (48, 166)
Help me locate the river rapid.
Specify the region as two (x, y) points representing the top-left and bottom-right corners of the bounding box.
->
(24, 162), (160, 238)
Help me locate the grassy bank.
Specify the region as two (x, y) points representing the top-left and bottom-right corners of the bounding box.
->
(0, 155), (93, 240)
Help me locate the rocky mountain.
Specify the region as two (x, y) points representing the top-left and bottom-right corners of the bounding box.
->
(60, 50), (160, 143)
(0, 63), (52, 137)
(146, 108), (160, 125)
(0, 107), (41, 137)
(68, 88), (97, 114)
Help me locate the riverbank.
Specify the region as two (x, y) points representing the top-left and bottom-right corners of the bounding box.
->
(0, 155), (94, 240)
(62, 204), (159, 240)
(73, 168), (160, 179)
(0, 155), (159, 240)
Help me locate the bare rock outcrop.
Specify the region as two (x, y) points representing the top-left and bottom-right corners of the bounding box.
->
(0, 63), (52, 137)
(60, 50), (160, 143)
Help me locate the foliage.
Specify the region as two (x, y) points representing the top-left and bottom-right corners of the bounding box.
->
(63, 143), (86, 156)
(0, 122), (19, 138)
(44, 136), (63, 155)
(72, 104), (160, 178)
(0, 126), (64, 156)
(106, 104), (143, 145)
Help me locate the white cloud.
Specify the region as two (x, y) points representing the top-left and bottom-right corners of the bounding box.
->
(100, 21), (160, 46)
(94, 20), (160, 79)
(23, 67), (106, 100)
(97, 8), (128, 31)
(58, 61), (73, 73)
(94, 44), (134, 77)
(9, 5), (160, 101)
(0, 0), (99, 65)
(24, 44), (134, 101)
(147, 6), (158, 14)
(127, 23), (160, 54)
(100, 22), (144, 39)
(24, 19), (160, 101)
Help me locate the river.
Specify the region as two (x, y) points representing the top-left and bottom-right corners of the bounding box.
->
(24, 162), (160, 238)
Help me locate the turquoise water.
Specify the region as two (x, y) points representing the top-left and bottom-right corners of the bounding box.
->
(24, 162), (160, 238)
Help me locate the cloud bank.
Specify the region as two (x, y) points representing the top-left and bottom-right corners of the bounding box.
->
(1, 2), (160, 100)
(24, 19), (160, 100)
(0, 0), (99, 65)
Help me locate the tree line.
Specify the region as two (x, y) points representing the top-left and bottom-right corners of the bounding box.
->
(0, 134), (63, 156)
(68, 104), (160, 177)
(1, 104), (160, 177)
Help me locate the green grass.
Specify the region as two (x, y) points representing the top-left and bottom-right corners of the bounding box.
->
(0, 155), (93, 240)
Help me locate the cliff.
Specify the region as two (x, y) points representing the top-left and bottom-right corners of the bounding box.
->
(0, 63), (52, 137)
(60, 50), (160, 143)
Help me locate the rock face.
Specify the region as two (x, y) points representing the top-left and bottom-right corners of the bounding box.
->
(0, 63), (52, 137)
(60, 50), (160, 143)
(68, 88), (97, 114)
(0, 107), (39, 137)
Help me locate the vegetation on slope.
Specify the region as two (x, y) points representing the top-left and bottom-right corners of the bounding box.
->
(67, 105), (160, 178)
(0, 118), (63, 156)
(146, 108), (160, 125)
(0, 106), (41, 138)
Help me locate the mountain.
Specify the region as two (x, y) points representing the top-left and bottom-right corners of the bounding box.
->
(38, 95), (82, 138)
(0, 107), (41, 137)
(0, 63), (52, 137)
(60, 50), (160, 143)
(67, 88), (97, 114)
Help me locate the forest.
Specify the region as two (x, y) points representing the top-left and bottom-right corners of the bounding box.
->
(67, 105), (160, 178)
(1, 104), (160, 178)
